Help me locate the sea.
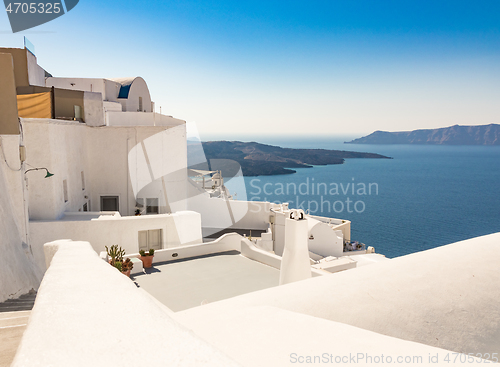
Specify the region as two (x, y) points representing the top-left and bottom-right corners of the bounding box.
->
(219, 135), (500, 259)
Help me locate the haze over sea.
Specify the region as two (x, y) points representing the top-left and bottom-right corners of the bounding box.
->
(219, 135), (500, 259)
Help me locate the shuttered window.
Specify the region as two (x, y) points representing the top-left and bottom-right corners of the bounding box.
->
(138, 229), (163, 251)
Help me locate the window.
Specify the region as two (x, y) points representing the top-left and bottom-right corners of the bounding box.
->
(81, 171), (85, 190)
(146, 198), (159, 214)
(63, 180), (68, 203)
(100, 196), (119, 211)
(139, 96), (143, 111)
(135, 198), (159, 215)
(74, 105), (82, 120)
(138, 229), (163, 251)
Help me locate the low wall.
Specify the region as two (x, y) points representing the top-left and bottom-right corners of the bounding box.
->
(12, 240), (239, 367)
(240, 238), (328, 277)
(308, 214), (351, 241)
(106, 111), (185, 127)
(125, 233), (329, 278)
(29, 211), (202, 271)
(188, 199), (271, 236)
(126, 233), (243, 264)
(307, 217), (344, 257)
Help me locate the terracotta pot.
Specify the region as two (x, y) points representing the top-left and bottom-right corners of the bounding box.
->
(140, 255), (154, 268)
(122, 269), (131, 277)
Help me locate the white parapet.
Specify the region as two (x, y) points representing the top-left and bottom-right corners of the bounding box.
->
(106, 111), (185, 127)
(12, 240), (240, 367)
(130, 257), (143, 275)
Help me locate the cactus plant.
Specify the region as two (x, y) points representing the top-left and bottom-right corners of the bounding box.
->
(112, 260), (122, 272)
(105, 244), (125, 264)
(105, 245), (133, 277)
(111, 258), (133, 276)
(121, 258), (134, 272)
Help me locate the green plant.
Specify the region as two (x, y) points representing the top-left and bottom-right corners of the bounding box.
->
(106, 245), (133, 274)
(112, 260), (122, 272)
(112, 258), (133, 273)
(105, 244), (125, 264)
(139, 249), (155, 257)
(121, 258), (134, 272)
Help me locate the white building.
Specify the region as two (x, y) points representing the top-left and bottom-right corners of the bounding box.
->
(2, 46), (497, 366)
(0, 45), (369, 279)
(0, 47), (198, 275)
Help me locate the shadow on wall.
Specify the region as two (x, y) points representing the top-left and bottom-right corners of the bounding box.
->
(0, 160), (42, 302)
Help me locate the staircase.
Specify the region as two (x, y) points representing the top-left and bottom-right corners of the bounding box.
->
(0, 293), (36, 367)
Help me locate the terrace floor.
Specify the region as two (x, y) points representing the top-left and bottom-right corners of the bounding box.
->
(133, 251), (280, 312)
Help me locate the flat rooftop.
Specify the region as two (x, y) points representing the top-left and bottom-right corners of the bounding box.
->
(133, 251), (280, 312)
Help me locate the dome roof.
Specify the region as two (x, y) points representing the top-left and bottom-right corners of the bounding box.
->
(109, 77), (138, 99)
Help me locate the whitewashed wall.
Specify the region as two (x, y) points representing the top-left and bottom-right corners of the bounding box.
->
(83, 92), (105, 126)
(22, 119), (187, 219)
(308, 214), (351, 241)
(88, 123), (187, 215)
(46, 78), (122, 101)
(307, 218), (344, 257)
(0, 135), (42, 302)
(29, 211), (202, 271)
(22, 119), (91, 220)
(117, 77), (152, 112)
(106, 111), (184, 127)
(0, 135), (28, 241)
(12, 240), (239, 367)
(185, 192), (271, 233)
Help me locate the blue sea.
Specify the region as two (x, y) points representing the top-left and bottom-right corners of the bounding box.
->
(222, 135), (500, 258)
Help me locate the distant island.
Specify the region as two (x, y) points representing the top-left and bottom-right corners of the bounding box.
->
(201, 141), (390, 176)
(346, 124), (500, 145)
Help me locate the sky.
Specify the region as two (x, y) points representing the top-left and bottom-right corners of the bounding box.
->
(1, 0), (500, 139)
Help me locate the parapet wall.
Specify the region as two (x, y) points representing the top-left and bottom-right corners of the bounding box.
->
(178, 232), (500, 358)
(12, 240), (240, 367)
(29, 211), (203, 272)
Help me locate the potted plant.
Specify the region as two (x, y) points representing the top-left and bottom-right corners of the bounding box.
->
(120, 258), (134, 277)
(139, 248), (155, 268)
(105, 244), (125, 265)
(105, 245), (133, 277)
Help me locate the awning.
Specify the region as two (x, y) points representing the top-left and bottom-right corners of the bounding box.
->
(17, 92), (52, 118)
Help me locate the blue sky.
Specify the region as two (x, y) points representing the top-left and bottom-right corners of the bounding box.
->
(1, 0), (500, 138)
